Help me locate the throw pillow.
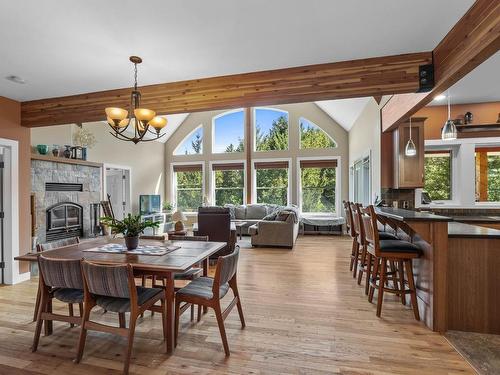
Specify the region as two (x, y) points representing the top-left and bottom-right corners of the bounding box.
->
(275, 210), (292, 221)
(263, 211), (278, 221)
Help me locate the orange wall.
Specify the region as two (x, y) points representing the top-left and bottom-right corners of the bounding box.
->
(415, 101), (500, 140)
(0, 97), (31, 273)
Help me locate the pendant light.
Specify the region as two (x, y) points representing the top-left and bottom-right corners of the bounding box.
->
(441, 90), (457, 141)
(405, 117), (417, 157)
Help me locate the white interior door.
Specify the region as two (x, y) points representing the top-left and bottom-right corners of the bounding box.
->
(105, 167), (131, 220)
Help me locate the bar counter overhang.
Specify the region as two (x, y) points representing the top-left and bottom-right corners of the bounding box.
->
(376, 207), (500, 335)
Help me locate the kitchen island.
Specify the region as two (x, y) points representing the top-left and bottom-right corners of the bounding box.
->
(376, 208), (500, 334)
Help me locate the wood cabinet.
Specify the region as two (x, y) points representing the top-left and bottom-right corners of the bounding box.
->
(381, 117), (425, 189)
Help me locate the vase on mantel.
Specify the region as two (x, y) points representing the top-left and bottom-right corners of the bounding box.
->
(63, 145), (72, 158)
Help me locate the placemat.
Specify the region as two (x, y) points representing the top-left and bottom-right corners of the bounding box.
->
(84, 243), (180, 256)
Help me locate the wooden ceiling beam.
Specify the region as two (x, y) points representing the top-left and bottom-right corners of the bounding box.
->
(21, 52), (432, 128)
(381, 0), (500, 132)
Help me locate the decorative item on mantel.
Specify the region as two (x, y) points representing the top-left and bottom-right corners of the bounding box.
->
(63, 145), (72, 158)
(73, 123), (96, 160)
(100, 214), (158, 250)
(51, 145), (60, 157)
(36, 144), (49, 155)
(464, 111), (473, 125)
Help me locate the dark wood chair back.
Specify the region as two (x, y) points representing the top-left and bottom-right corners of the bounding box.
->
(351, 203), (366, 247)
(213, 247), (240, 297)
(343, 201), (355, 238)
(197, 207), (232, 257)
(361, 205), (381, 256)
(36, 237), (79, 252)
(38, 255), (83, 290)
(81, 260), (136, 300)
(140, 235), (166, 240)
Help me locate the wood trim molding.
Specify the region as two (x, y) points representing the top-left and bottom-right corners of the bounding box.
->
(21, 52), (432, 128)
(381, 0), (500, 132)
(245, 108), (252, 204)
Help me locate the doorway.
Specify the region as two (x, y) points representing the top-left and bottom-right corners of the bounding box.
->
(104, 166), (131, 220)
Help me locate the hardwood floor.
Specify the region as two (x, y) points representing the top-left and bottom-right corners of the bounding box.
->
(0, 236), (474, 374)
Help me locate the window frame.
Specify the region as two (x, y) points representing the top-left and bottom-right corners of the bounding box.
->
(173, 124), (204, 156)
(423, 147), (456, 204)
(298, 117), (337, 150)
(297, 156), (341, 215)
(211, 109), (245, 154)
(209, 159), (247, 206)
(252, 157), (292, 206)
(349, 152), (371, 206)
(253, 107), (290, 152)
(170, 161), (205, 213)
(474, 146), (500, 204)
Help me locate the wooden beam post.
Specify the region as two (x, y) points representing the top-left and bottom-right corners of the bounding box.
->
(21, 52), (432, 128)
(476, 151), (488, 201)
(381, 0), (500, 132)
(245, 108), (252, 204)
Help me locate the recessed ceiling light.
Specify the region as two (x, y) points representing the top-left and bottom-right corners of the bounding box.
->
(5, 75), (26, 84)
(434, 94), (446, 101)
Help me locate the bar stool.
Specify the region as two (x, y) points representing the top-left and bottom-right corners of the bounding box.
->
(362, 205), (422, 320)
(342, 201), (358, 273)
(353, 204), (400, 295)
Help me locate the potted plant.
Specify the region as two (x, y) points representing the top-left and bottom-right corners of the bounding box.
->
(100, 214), (159, 250)
(162, 201), (173, 213)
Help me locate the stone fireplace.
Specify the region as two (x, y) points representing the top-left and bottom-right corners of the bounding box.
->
(31, 157), (102, 243)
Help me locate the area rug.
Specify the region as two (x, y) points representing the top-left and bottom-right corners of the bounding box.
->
(445, 330), (500, 374)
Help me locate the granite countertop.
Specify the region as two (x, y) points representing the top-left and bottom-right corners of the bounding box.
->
(448, 222), (500, 239)
(451, 216), (500, 223)
(375, 207), (452, 222)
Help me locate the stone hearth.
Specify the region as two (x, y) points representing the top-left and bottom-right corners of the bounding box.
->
(31, 158), (102, 243)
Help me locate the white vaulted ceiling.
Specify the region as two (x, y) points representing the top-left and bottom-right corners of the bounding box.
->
(0, 0), (473, 101)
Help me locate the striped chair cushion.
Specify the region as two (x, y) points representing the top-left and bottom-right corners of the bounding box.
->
(82, 262), (131, 298)
(37, 237), (79, 252)
(95, 286), (162, 313)
(176, 277), (229, 300)
(38, 256), (83, 289)
(53, 288), (84, 303)
(217, 247), (240, 286)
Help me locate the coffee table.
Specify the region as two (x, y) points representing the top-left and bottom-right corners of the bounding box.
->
(232, 220), (247, 240)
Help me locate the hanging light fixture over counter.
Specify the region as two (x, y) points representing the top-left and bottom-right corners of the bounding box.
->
(105, 56), (167, 144)
(405, 117), (417, 157)
(441, 90), (457, 141)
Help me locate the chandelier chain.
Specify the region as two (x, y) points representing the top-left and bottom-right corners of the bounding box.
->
(133, 63), (138, 91)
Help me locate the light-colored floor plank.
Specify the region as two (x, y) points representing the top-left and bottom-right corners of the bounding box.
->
(0, 236), (474, 374)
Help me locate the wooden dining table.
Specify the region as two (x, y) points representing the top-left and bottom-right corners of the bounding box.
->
(15, 237), (226, 353)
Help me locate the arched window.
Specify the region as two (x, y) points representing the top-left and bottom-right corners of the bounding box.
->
(254, 108), (289, 151)
(299, 117), (337, 149)
(174, 125), (203, 155)
(213, 109), (244, 153)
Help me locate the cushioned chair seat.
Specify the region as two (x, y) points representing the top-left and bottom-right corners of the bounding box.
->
(174, 267), (202, 280)
(176, 276), (230, 300)
(95, 286), (162, 313)
(379, 240), (422, 254)
(378, 231), (399, 240)
(53, 288), (84, 303)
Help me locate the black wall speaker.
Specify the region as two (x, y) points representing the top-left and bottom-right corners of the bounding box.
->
(417, 64), (434, 92)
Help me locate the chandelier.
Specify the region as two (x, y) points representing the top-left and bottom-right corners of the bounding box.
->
(105, 56), (167, 144)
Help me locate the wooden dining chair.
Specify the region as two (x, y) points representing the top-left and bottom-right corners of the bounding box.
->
(151, 235), (209, 320)
(76, 260), (167, 375)
(139, 234), (166, 240)
(175, 247), (245, 356)
(362, 206), (422, 320)
(32, 255), (84, 352)
(33, 237), (80, 323)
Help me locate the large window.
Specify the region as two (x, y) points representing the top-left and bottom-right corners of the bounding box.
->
(475, 147), (500, 202)
(173, 164), (203, 212)
(424, 151), (452, 201)
(174, 126), (203, 155)
(300, 159), (337, 213)
(212, 163), (245, 206)
(254, 161), (289, 206)
(254, 108), (289, 151)
(352, 156), (370, 206)
(300, 118), (336, 149)
(213, 110), (244, 153)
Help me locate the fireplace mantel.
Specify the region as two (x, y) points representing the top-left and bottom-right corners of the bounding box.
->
(31, 154), (103, 168)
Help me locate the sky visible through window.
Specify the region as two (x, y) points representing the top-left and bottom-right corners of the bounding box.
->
(255, 108), (289, 151)
(255, 108), (288, 135)
(174, 126), (203, 155)
(213, 110), (244, 153)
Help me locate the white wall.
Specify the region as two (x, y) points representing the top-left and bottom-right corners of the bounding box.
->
(31, 122), (165, 213)
(348, 98), (381, 202)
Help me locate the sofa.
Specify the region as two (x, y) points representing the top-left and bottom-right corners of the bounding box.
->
(224, 203), (280, 234)
(248, 209), (300, 248)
